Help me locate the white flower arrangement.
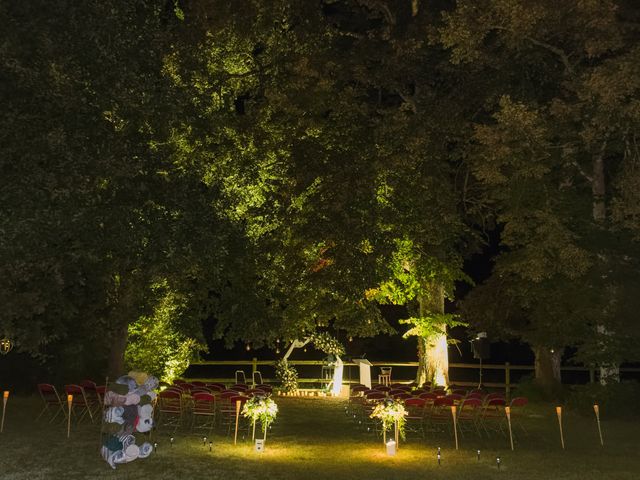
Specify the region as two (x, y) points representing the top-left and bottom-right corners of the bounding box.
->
(242, 396), (278, 433)
(370, 398), (407, 439)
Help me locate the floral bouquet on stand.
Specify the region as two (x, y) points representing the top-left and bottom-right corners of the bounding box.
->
(242, 395), (278, 442)
(370, 398), (407, 445)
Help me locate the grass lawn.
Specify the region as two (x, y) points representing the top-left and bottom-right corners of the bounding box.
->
(0, 395), (638, 479)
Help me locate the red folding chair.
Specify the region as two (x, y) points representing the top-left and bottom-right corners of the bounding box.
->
(205, 383), (225, 393)
(419, 392), (438, 402)
(36, 384), (66, 423)
(157, 390), (184, 431)
(366, 391), (387, 400)
(219, 395), (249, 436)
(446, 393), (464, 405)
(245, 389), (268, 397)
(64, 384), (94, 423)
(219, 390), (238, 400)
(351, 385), (369, 395)
(206, 382), (226, 390)
(80, 380), (102, 417)
(392, 392), (412, 400)
(457, 397), (483, 437)
(404, 397), (427, 438)
(388, 389), (406, 397)
(191, 392), (216, 434)
(191, 387), (212, 395)
(480, 397), (506, 437)
(508, 397), (529, 434)
(95, 385), (107, 400)
(485, 392), (505, 401)
(373, 385), (391, 392)
(230, 384), (249, 392)
(425, 395), (454, 436)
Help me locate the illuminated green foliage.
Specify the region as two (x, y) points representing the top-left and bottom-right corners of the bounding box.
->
(125, 283), (207, 384)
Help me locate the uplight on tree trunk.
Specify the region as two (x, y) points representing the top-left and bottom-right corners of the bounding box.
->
(427, 332), (449, 387)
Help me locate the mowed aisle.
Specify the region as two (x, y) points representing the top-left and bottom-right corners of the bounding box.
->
(274, 396), (354, 440)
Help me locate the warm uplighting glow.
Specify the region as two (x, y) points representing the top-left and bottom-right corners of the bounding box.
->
(2, 391), (8, 400)
(431, 333), (449, 387)
(67, 394), (73, 403)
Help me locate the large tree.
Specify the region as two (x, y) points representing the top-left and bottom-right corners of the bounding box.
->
(0, 0), (238, 376)
(440, 0), (640, 388)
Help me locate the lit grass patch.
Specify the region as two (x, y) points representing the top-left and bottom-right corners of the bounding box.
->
(0, 396), (638, 479)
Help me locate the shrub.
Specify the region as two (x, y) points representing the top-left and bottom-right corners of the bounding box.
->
(275, 359), (298, 393)
(567, 381), (640, 418)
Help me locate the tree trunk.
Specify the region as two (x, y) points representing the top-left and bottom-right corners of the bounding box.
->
(416, 282), (449, 387)
(107, 322), (129, 377)
(591, 141), (620, 383)
(533, 345), (562, 395)
(416, 336), (428, 386)
(591, 147), (606, 223)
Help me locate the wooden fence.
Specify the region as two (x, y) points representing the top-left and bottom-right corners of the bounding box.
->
(185, 359), (640, 396)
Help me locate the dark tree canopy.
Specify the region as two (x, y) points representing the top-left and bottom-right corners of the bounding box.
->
(1, 0), (639, 386)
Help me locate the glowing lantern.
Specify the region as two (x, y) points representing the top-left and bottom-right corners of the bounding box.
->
(386, 440), (396, 456)
(0, 338), (13, 355)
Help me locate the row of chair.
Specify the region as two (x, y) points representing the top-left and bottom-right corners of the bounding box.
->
(156, 383), (273, 435)
(37, 381), (104, 424)
(348, 384), (527, 440)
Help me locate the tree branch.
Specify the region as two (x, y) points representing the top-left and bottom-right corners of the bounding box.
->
(491, 26), (575, 76)
(571, 160), (593, 183)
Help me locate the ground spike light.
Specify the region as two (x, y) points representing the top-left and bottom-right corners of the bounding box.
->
(594, 404), (604, 446)
(234, 400), (241, 445)
(66, 394), (73, 439)
(505, 406), (514, 451)
(556, 406), (565, 449)
(451, 405), (458, 450)
(1, 391), (8, 433)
